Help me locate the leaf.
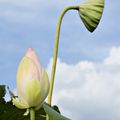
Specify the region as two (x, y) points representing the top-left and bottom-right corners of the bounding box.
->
(0, 85), (6, 98)
(0, 85), (70, 120)
(52, 105), (61, 114)
(0, 101), (47, 120)
(0, 85), (6, 115)
(43, 103), (71, 120)
(79, 0), (104, 32)
(0, 85), (46, 120)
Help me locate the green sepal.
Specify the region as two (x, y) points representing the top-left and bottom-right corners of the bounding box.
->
(79, 0), (104, 32)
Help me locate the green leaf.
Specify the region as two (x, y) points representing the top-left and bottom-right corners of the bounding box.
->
(0, 85), (6, 98)
(0, 85), (46, 120)
(43, 103), (71, 120)
(52, 105), (61, 114)
(0, 101), (47, 120)
(0, 85), (70, 120)
(79, 0), (104, 32)
(0, 85), (6, 115)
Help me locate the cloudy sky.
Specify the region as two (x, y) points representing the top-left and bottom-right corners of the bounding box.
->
(0, 0), (120, 119)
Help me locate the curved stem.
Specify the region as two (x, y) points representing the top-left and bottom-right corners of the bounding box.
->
(47, 6), (79, 105)
(46, 5), (79, 120)
(30, 108), (35, 120)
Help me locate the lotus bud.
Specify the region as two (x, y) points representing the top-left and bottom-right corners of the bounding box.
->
(79, 0), (104, 32)
(12, 48), (49, 111)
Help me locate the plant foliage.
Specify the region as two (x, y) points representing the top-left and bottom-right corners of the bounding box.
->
(0, 86), (70, 120)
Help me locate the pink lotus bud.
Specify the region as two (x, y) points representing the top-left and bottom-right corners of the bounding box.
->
(12, 48), (49, 111)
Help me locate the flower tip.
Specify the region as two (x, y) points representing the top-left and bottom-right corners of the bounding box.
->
(26, 47), (34, 57)
(28, 47), (33, 52)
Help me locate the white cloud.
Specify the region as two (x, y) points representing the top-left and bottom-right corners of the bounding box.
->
(46, 46), (120, 120)
(104, 47), (120, 65)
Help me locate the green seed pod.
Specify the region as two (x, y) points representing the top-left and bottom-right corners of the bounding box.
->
(79, 0), (104, 32)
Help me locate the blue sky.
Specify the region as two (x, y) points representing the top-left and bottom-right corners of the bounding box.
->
(0, 0), (120, 120)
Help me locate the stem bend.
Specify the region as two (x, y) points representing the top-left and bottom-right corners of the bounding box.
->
(47, 6), (79, 105)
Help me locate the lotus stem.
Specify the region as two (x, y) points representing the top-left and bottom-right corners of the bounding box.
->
(30, 108), (35, 120)
(47, 5), (79, 120)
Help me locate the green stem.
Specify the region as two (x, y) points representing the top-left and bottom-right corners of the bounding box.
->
(30, 108), (35, 120)
(47, 6), (79, 120)
(48, 5), (79, 106)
